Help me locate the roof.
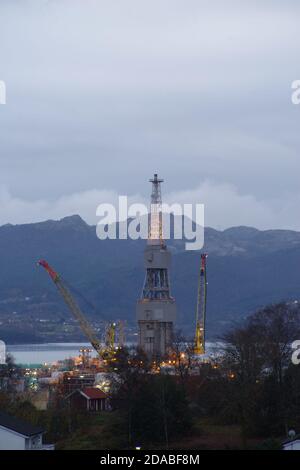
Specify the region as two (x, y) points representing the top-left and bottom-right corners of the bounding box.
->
(282, 435), (300, 445)
(65, 387), (108, 401)
(0, 411), (44, 437)
(81, 387), (108, 399)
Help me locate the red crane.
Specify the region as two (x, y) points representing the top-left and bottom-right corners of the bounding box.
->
(38, 260), (104, 357)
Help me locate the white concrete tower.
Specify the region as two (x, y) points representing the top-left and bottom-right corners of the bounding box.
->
(136, 174), (176, 359)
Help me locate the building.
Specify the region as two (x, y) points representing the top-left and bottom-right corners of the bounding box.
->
(282, 436), (300, 450)
(66, 387), (109, 412)
(0, 411), (54, 450)
(61, 372), (95, 394)
(136, 174), (176, 359)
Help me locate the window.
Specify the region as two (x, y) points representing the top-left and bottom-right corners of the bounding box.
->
(30, 435), (41, 449)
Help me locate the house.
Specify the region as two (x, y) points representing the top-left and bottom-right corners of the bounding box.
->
(282, 436), (300, 450)
(66, 387), (109, 412)
(0, 411), (54, 450)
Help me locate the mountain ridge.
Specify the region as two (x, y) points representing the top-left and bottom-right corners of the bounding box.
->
(1, 215), (300, 342)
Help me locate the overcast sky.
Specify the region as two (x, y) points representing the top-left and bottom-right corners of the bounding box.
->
(0, 0), (300, 229)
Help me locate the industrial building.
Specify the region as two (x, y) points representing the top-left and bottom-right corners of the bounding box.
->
(136, 174), (177, 359)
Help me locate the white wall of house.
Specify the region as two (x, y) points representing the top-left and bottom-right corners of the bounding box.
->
(0, 426), (44, 450)
(0, 426), (26, 450)
(283, 440), (300, 450)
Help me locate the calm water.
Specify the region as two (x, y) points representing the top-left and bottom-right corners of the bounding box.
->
(6, 341), (219, 366)
(7, 343), (98, 365)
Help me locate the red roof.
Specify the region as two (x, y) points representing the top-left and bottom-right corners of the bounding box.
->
(81, 387), (107, 399)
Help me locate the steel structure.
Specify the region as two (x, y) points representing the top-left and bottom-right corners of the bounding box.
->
(194, 253), (208, 355)
(105, 321), (125, 349)
(105, 322), (116, 349)
(117, 320), (126, 348)
(148, 173), (164, 243)
(136, 174), (176, 359)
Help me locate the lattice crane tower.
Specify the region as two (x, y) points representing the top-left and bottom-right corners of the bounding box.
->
(136, 174), (177, 358)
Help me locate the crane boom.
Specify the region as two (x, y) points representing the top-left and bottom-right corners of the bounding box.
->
(194, 253), (208, 355)
(38, 260), (103, 357)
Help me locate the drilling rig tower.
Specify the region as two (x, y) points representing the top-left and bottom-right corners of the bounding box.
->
(136, 174), (176, 359)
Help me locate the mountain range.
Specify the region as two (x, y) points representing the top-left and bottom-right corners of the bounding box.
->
(1, 215), (300, 343)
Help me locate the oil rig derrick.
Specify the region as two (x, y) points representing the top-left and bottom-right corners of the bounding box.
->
(136, 174), (177, 360)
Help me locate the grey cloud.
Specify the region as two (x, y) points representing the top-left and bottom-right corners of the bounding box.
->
(0, 0), (299, 228)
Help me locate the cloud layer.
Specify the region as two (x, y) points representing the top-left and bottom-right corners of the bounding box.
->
(0, 0), (300, 229)
(2, 180), (300, 232)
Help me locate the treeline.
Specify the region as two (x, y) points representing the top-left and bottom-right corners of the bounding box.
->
(203, 303), (300, 442)
(108, 302), (300, 448)
(0, 301), (300, 449)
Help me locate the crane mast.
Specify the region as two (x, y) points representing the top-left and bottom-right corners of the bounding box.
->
(194, 254), (208, 355)
(105, 321), (125, 349)
(105, 322), (116, 349)
(38, 260), (103, 357)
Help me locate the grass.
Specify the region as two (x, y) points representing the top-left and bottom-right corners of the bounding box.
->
(166, 419), (265, 450)
(55, 413), (269, 450)
(56, 411), (127, 450)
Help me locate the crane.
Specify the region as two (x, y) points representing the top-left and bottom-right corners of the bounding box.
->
(194, 253), (208, 355)
(105, 322), (116, 349)
(38, 259), (106, 358)
(105, 321), (125, 349)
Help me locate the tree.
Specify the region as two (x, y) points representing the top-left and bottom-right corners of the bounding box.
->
(110, 346), (191, 448)
(251, 303), (300, 385)
(220, 302), (300, 440)
(108, 346), (151, 447)
(171, 330), (194, 390)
